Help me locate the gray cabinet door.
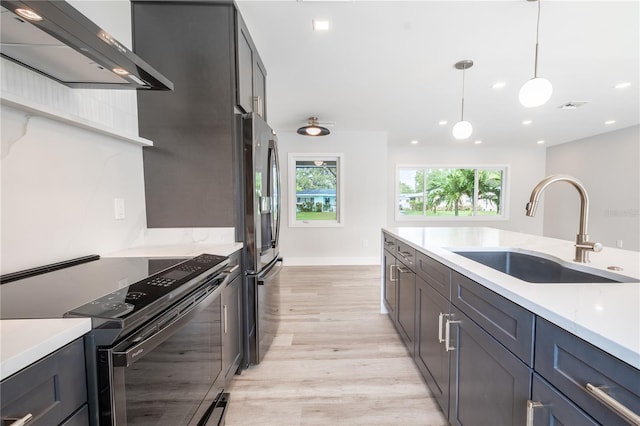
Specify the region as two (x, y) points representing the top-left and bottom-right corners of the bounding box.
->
(396, 261), (416, 355)
(236, 17), (254, 114)
(449, 306), (532, 426)
(222, 274), (243, 383)
(383, 249), (397, 320)
(415, 276), (451, 417)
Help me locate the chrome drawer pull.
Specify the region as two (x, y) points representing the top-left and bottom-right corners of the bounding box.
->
(586, 383), (640, 425)
(438, 313), (449, 343)
(389, 264), (397, 282)
(526, 400), (543, 426)
(445, 318), (461, 351)
(6, 414), (33, 426)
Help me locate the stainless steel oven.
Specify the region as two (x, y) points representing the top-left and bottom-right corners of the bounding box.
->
(96, 275), (227, 425)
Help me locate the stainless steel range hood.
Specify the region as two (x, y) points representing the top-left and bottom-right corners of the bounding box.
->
(0, 0), (173, 90)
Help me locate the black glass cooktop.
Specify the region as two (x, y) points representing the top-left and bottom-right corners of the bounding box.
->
(0, 254), (228, 326)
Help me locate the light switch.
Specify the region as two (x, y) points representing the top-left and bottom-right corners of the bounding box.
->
(114, 198), (126, 220)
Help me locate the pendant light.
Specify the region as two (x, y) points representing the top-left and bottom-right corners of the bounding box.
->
(297, 117), (330, 136)
(519, 0), (553, 107)
(452, 59), (474, 140)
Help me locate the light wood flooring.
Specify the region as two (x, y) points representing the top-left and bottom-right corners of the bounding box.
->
(224, 265), (448, 426)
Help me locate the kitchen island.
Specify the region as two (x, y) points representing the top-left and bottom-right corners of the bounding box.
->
(383, 226), (639, 425)
(384, 226), (640, 368)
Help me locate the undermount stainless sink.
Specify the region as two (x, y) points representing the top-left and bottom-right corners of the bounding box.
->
(452, 249), (635, 283)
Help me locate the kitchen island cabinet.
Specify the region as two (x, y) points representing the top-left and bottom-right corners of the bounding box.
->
(382, 235), (416, 356)
(132, 0), (266, 229)
(382, 227), (640, 426)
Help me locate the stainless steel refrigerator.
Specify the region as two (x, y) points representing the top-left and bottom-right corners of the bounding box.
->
(240, 112), (282, 366)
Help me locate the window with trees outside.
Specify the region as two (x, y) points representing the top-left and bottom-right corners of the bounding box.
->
(288, 153), (344, 227)
(396, 166), (508, 220)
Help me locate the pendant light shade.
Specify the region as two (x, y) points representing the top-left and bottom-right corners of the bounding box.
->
(452, 59), (474, 140)
(520, 0), (552, 108)
(297, 117), (330, 136)
(519, 77), (553, 107)
(452, 120), (473, 140)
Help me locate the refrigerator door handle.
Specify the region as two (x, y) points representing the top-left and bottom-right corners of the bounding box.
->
(256, 257), (283, 284)
(268, 140), (281, 250)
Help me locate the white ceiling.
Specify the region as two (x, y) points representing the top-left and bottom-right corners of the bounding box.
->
(235, 0), (639, 147)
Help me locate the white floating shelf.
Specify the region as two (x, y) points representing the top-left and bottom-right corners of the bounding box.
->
(0, 92), (153, 147)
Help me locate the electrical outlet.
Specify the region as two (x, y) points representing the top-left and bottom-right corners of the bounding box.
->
(363, 239), (369, 248)
(616, 239), (624, 248)
(114, 198), (126, 220)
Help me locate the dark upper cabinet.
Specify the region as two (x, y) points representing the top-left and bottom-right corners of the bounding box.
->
(237, 15), (267, 119)
(132, 1), (266, 228)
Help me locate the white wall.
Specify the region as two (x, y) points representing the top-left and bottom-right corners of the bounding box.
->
(386, 144), (546, 234)
(544, 125), (640, 251)
(0, 1), (147, 274)
(277, 131), (387, 265)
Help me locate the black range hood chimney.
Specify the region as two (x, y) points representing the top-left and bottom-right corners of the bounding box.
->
(0, 0), (173, 90)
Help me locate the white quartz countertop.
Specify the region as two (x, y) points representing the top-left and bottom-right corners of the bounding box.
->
(0, 241), (243, 381)
(384, 227), (640, 370)
(0, 318), (91, 380)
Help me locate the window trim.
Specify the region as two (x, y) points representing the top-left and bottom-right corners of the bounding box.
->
(288, 153), (345, 228)
(395, 164), (510, 221)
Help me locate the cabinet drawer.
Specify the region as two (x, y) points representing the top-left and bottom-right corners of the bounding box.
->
(530, 374), (598, 426)
(382, 232), (396, 255)
(451, 271), (534, 366)
(1, 338), (87, 426)
(395, 241), (416, 270)
(416, 252), (450, 299)
(535, 317), (640, 426)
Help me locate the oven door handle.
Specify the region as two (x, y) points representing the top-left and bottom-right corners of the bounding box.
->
(111, 280), (220, 367)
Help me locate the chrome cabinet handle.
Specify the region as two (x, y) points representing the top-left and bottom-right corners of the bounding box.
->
(438, 313), (449, 343)
(445, 318), (461, 351)
(389, 264), (397, 282)
(223, 304), (228, 334)
(396, 265), (410, 274)
(5, 414), (33, 426)
(526, 400), (543, 426)
(586, 383), (640, 425)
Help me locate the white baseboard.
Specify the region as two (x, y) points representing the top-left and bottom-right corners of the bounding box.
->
(282, 256), (380, 266)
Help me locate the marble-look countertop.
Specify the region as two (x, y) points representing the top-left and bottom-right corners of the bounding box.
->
(0, 318), (91, 380)
(384, 226), (640, 370)
(0, 241), (243, 381)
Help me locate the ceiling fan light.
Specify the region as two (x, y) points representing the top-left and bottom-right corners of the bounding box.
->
(519, 77), (553, 107)
(452, 120), (473, 140)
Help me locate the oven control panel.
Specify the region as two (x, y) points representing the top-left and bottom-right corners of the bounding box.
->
(65, 253), (228, 320)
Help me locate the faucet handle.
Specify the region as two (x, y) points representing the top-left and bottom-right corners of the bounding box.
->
(576, 241), (603, 252)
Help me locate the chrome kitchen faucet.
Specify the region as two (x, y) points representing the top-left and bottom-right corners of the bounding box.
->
(525, 174), (602, 263)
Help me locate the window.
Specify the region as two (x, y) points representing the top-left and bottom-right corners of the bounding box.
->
(289, 153), (344, 227)
(396, 166), (508, 220)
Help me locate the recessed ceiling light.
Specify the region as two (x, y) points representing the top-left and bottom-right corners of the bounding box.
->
(537, 140), (545, 145)
(312, 20), (330, 31)
(492, 82), (506, 89)
(614, 82), (631, 89)
(411, 140), (419, 145)
(438, 120), (448, 126)
(605, 120), (616, 125)
(522, 120), (533, 125)
(474, 140), (482, 145)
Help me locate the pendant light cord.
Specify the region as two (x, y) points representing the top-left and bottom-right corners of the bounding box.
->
(534, 0), (541, 78)
(461, 67), (466, 120)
